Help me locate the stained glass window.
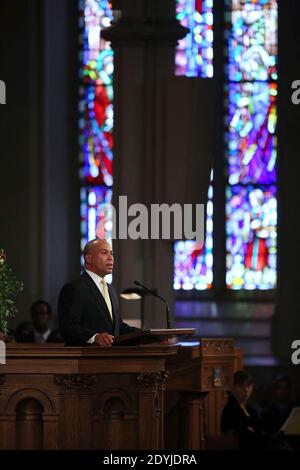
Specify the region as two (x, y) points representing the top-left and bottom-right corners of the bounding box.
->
(225, 82), (277, 186)
(228, 0), (277, 81)
(174, 0), (214, 290)
(80, 186), (113, 244)
(79, 0), (114, 256)
(226, 185), (277, 289)
(176, 0), (214, 78)
(225, 0), (277, 289)
(79, 1), (277, 293)
(174, 185), (213, 290)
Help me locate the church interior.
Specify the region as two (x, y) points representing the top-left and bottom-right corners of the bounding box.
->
(1, 0), (300, 453)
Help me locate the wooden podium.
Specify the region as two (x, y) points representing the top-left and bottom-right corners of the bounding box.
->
(0, 338), (242, 450)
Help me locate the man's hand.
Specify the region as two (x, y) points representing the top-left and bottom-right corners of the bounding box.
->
(94, 332), (114, 348)
(160, 335), (178, 345)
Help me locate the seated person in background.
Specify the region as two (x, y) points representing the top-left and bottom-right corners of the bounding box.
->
(262, 375), (294, 435)
(15, 301), (62, 343)
(221, 370), (265, 450)
(30, 300), (53, 343)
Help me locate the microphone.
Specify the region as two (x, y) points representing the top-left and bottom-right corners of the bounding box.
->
(134, 280), (171, 329)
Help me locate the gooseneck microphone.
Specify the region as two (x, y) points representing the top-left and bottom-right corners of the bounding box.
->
(134, 280), (171, 329)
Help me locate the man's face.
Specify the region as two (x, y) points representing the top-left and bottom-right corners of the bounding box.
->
(31, 303), (51, 332)
(85, 240), (114, 277)
(274, 380), (290, 404)
(233, 381), (253, 403)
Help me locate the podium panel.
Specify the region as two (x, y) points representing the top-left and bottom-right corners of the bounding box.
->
(0, 339), (241, 450)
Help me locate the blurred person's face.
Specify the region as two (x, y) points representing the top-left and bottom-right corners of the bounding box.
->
(31, 303), (51, 332)
(274, 380), (290, 404)
(233, 381), (253, 404)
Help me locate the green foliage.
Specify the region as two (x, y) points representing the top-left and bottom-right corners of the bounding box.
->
(0, 249), (23, 335)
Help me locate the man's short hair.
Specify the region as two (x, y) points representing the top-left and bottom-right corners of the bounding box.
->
(83, 239), (95, 259)
(273, 374), (291, 390)
(83, 238), (100, 262)
(234, 370), (252, 386)
(30, 300), (52, 316)
(83, 238), (108, 263)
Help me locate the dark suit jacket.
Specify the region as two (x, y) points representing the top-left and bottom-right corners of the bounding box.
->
(15, 329), (63, 343)
(58, 271), (135, 346)
(221, 395), (264, 449)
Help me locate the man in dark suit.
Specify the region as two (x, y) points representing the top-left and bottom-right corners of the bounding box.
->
(15, 301), (63, 343)
(58, 239), (136, 347)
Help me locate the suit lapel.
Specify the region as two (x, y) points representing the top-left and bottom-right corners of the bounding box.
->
(82, 271), (113, 325)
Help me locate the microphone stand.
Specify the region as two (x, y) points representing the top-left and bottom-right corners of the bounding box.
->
(134, 280), (171, 329)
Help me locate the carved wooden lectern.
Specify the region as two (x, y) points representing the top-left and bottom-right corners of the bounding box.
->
(0, 337), (242, 450)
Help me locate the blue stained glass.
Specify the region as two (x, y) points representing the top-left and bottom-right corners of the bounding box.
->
(79, 0), (113, 85)
(176, 0), (214, 78)
(80, 185), (113, 252)
(232, 0), (277, 8)
(227, 3), (277, 82)
(226, 82), (277, 185)
(225, 0), (277, 290)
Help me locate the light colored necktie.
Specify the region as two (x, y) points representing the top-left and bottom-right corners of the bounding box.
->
(101, 278), (113, 320)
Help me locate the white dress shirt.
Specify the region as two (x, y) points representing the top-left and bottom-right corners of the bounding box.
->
(34, 329), (51, 343)
(85, 269), (112, 344)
